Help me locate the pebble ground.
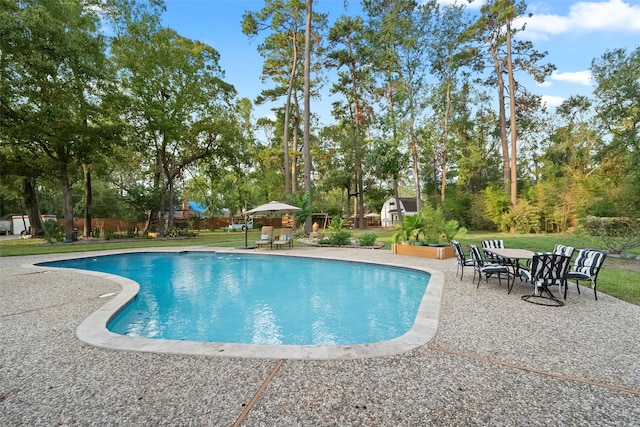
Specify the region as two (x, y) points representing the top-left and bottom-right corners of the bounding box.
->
(1, 246), (639, 426)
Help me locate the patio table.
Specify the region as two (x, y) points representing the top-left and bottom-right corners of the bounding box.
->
(483, 248), (535, 293)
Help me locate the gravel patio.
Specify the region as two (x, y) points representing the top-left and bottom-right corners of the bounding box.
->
(1, 246), (638, 425)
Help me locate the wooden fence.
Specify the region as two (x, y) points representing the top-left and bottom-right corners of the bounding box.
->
(72, 217), (284, 233)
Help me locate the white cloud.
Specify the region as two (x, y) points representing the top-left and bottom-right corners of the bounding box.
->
(537, 80), (553, 87)
(518, 0), (640, 40)
(551, 70), (593, 86)
(541, 95), (566, 108)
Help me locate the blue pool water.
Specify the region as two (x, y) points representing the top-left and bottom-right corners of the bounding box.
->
(41, 252), (430, 346)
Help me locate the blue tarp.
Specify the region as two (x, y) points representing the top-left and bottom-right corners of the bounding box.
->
(188, 201), (206, 213)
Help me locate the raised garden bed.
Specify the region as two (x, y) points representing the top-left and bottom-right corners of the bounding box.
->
(392, 243), (455, 259)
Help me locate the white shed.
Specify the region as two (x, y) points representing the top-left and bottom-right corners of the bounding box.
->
(380, 197), (418, 227)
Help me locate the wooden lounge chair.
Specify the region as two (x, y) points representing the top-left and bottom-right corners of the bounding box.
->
(255, 226), (274, 249)
(273, 228), (293, 249)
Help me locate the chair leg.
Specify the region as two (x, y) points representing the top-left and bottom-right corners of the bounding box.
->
(592, 279), (598, 301)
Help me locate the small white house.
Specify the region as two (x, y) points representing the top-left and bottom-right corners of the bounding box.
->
(380, 197), (418, 227)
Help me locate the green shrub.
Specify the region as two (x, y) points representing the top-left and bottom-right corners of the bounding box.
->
(442, 220), (467, 243)
(583, 216), (640, 254)
(42, 220), (64, 243)
(358, 233), (377, 246)
(509, 200), (541, 234)
(293, 227), (309, 239)
(325, 230), (352, 246)
(482, 185), (511, 232)
(328, 216), (346, 232)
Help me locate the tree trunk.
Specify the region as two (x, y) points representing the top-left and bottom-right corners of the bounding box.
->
(302, 0), (312, 232)
(60, 171), (75, 241)
(167, 178), (174, 230)
(491, 46), (511, 195)
(357, 161), (365, 230)
(408, 84), (422, 212)
(158, 181), (166, 237)
(440, 80), (451, 204)
(393, 178), (403, 223)
(143, 210), (154, 235)
(22, 178), (43, 235)
(283, 31), (298, 200)
(292, 99), (300, 195)
(83, 164), (92, 238)
(506, 18), (518, 208)
(388, 78), (403, 224)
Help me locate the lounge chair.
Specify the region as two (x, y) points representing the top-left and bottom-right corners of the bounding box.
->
(273, 228), (293, 249)
(255, 226), (274, 249)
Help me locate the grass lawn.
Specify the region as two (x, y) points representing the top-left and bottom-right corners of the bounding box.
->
(2, 228), (639, 305)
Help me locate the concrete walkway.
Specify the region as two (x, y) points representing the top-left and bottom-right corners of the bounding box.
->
(1, 247), (639, 425)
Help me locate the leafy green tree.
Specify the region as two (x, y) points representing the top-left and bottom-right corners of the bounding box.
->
(326, 15), (374, 229)
(112, 21), (238, 236)
(427, 2), (472, 203)
(0, 0), (115, 240)
(465, 0), (555, 207)
(364, 0), (438, 212)
(242, 0), (326, 200)
(591, 47), (640, 215)
(366, 139), (407, 223)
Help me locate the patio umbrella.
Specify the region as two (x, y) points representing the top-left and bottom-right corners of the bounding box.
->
(238, 201), (301, 249)
(244, 201), (301, 216)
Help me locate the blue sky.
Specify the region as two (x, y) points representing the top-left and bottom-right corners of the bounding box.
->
(162, 0), (640, 125)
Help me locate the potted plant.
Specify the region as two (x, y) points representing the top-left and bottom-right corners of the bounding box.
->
(392, 214), (425, 244)
(419, 205), (445, 246)
(442, 219), (468, 244)
(391, 205), (457, 259)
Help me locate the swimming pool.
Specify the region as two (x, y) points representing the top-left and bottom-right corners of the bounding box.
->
(36, 248), (444, 359)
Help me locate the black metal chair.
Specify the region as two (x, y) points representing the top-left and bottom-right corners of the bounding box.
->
(521, 252), (572, 306)
(566, 249), (607, 300)
(481, 239), (505, 262)
(451, 240), (474, 280)
(551, 244), (575, 293)
(469, 245), (511, 292)
(553, 244), (575, 258)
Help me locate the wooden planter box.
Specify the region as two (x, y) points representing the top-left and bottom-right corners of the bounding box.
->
(392, 243), (455, 260)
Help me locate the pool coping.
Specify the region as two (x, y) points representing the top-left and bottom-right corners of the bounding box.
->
(27, 247), (444, 360)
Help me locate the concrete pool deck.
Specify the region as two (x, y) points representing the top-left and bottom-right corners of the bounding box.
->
(1, 246), (639, 425)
